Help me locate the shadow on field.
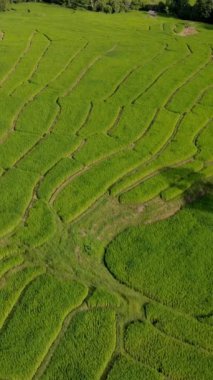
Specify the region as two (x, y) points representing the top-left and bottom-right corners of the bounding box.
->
(185, 185), (213, 214)
(160, 166), (213, 213)
(200, 23), (213, 31)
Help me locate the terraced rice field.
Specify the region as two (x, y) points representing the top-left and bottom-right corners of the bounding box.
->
(0, 3), (212, 379)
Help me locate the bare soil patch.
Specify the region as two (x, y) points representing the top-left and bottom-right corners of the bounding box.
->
(179, 26), (198, 37)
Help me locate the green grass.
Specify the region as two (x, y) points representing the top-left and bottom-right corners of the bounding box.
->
(111, 103), (212, 197)
(53, 150), (142, 222)
(105, 194), (213, 315)
(119, 161), (203, 204)
(0, 31), (48, 96)
(0, 273), (87, 380)
(79, 101), (120, 137)
(196, 119), (213, 162)
(14, 200), (56, 248)
(0, 254), (23, 278)
(0, 131), (40, 169)
(87, 287), (122, 308)
(107, 356), (163, 380)
(18, 132), (80, 175)
(146, 302), (213, 352)
(0, 3), (212, 379)
(0, 168), (39, 237)
(37, 157), (83, 201)
(0, 265), (45, 328)
(42, 309), (116, 380)
(125, 321), (213, 379)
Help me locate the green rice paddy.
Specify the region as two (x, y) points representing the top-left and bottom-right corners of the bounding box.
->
(0, 3), (212, 379)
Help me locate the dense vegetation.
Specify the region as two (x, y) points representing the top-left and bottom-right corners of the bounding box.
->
(47, 0), (213, 23)
(106, 194), (213, 315)
(167, 0), (213, 22)
(1, 0), (213, 22)
(0, 4), (212, 379)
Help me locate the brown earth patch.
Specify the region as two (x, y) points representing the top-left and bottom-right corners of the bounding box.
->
(179, 26), (198, 36)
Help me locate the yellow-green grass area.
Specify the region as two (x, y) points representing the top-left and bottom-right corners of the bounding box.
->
(105, 195), (213, 315)
(41, 309), (116, 380)
(0, 265), (45, 328)
(0, 3), (212, 379)
(0, 254), (23, 278)
(107, 356), (164, 380)
(0, 273), (87, 380)
(124, 321), (213, 379)
(105, 194), (213, 379)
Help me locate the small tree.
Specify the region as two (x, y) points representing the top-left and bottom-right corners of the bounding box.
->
(103, 3), (112, 12)
(167, 0), (192, 19)
(193, 0), (213, 21)
(131, 0), (143, 10)
(158, 1), (166, 12)
(178, 0), (191, 18)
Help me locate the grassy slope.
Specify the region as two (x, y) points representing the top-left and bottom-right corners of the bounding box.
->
(0, 4), (212, 379)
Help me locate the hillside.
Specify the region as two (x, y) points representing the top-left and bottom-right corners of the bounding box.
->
(0, 3), (212, 379)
